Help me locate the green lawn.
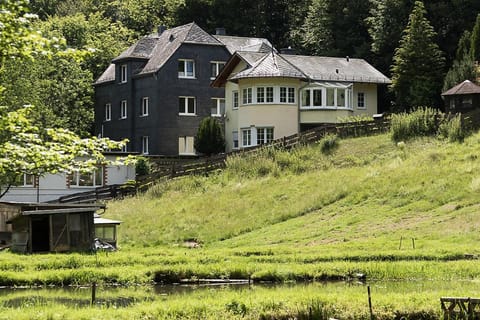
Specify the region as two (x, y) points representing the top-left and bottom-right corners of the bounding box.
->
(2, 131), (480, 319)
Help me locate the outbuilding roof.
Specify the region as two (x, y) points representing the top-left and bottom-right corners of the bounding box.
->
(442, 80), (480, 96)
(95, 23), (273, 85)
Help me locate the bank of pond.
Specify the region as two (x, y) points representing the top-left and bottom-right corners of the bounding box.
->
(0, 280), (479, 319)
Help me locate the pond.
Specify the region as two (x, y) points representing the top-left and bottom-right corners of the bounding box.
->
(0, 279), (478, 309)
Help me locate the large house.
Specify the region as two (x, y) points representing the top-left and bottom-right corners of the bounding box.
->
(94, 23), (272, 156)
(212, 51), (391, 152)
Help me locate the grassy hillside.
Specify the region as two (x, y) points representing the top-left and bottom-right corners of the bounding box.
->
(106, 132), (480, 257)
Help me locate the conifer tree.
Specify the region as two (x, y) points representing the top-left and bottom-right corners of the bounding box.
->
(443, 30), (476, 92)
(471, 14), (480, 62)
(391, 1), (445, 111)
(194, 117), (225, 156)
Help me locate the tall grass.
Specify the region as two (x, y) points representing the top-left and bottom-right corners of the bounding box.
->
(391, 107), (468, 142)
(390, 107), (441, 142)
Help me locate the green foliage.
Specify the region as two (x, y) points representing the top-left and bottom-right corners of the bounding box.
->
(438, 114), (466, 143)
(391, 107), (469, 143)
(318, 134), (339, 155)
(135, 157), (151, 176)
(296, 0), (371, 57)
(390, 107), (441, 142)
(0, 52), (94, 137)
(443, 54), (476, 92)
(443, 30), (477, 92)
(37, 12), (134, 78)
(390, 1), (445, 111)
(471, 14), (480, 61)
(194, 117), (225, 156)
(0, 106), (128, 198)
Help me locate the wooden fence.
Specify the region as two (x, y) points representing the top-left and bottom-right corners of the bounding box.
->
(441, 297), (480, 320)
(55, 119), (390, 204)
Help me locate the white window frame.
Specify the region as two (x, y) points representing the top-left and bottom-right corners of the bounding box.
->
(178, 59), (195, 78)
(179, 96), (196, 116)
(242, 87), (252, 105)
(280, 87), (296, 103)
(21, 173), (35, 187)
(179, 136), (196, 155)
(142, 136), (149, 155)
(257, 127), (274, 145)
(104, 103), (111, 121)
(357, 92), (366, 109)
(241, 128), (252, 147)
(211, 98), (225, 117)
(232, 131), (239, 149)
(141, 97), (149, 116)
(233, 91), (239, 110)
(120, 64), (127, 83)
(70, 168), (103, 187)
(120, 100), (127, 119)
(301, 85), (352, 110)
(210, 61), (226, 80)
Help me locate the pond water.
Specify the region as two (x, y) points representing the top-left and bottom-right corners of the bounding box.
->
(0, 280), (478, 308)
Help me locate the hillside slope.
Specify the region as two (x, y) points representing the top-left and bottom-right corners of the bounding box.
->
(106, 133), (480, 256)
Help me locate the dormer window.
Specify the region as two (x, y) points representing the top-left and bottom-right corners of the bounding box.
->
(178, 59), (195, 78)
(120, 64), (127, 83)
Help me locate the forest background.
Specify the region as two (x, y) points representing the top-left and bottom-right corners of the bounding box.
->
(2, 0), (480, 138)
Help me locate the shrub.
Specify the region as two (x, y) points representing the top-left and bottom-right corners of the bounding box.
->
(135, 157), (151, 176)
(390, 107), (441, 142)
(194, 117), (225, 156)
(318, 134), (339, 155)
(438, 114), (466, 142)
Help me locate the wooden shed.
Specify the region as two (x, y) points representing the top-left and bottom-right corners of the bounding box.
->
(94, 214), (122, 249)
(442, 80), (480, 113)
(1, 202), (104, 253)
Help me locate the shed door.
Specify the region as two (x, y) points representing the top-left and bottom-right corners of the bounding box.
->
(31, 216), (50, 252)
(51, 214), (69, 252)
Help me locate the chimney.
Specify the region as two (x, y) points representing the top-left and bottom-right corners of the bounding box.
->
(280, 47), (297, 55)
(215, 27), (226, 35)
(158, 25), (167, 35)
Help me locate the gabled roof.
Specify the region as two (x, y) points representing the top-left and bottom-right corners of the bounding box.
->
(95, 23), (273, 85)
(442, 80), (480, 96)
(213, 51), (391, 87)
(213, 35), (273, 54)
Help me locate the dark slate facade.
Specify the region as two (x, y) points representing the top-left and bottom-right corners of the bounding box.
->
(94, 23), (272, 156)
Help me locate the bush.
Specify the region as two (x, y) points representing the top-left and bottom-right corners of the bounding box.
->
(135, 157), (151, 176)
(194, 117), (225, 156)
(318, 134), (339, 155)
(390, 107), (441, 142)
(438, 113), (466, 142)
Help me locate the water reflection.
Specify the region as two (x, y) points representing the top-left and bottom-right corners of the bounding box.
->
(0, 280), (479, 308)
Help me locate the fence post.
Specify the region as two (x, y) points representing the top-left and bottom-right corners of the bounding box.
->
(368, 286), (374, 320)
(171, 163), (176, 178)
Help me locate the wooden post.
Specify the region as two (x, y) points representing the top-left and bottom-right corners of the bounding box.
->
(399, 236), (403, 250)
(368, 286), (374, 320)
(91, 282), (96, 305)
(412, 238), (415, 249)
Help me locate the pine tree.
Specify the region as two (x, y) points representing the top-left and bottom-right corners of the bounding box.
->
(471, 14), (480, 62)
(443, 30), (476, 92)
(194, 117), (225, 156)
(390, 1), (445, 111)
